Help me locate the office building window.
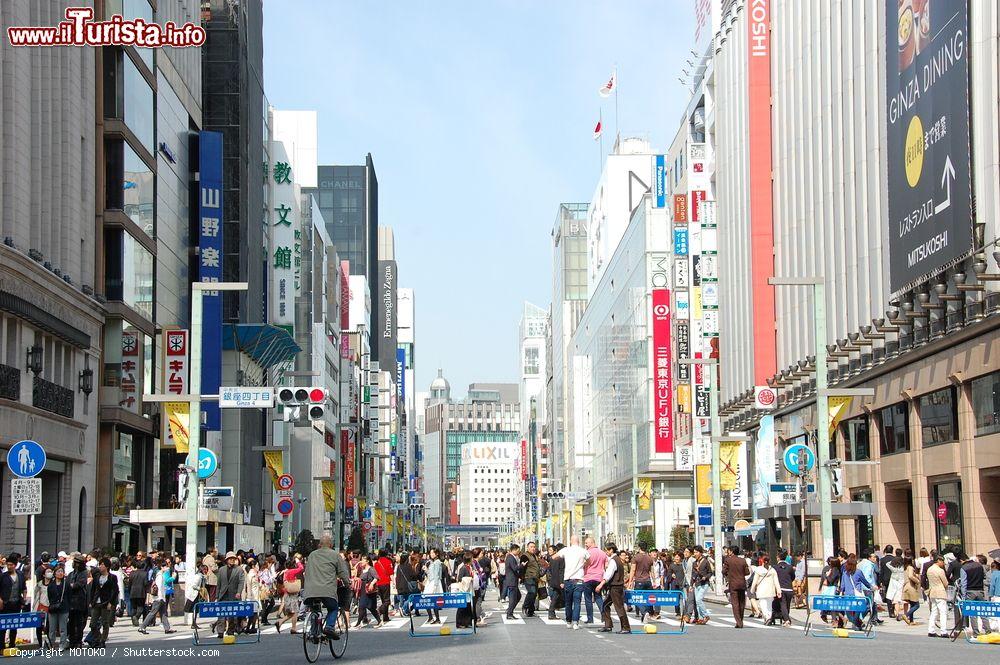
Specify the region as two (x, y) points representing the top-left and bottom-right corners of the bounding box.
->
(842, 416), (870, 461)
(971, 371), (1000, 436)
(878, 402), (910, 455)
(919, 387), (958, 446)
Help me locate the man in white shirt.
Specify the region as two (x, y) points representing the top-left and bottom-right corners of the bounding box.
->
(553, 535), (589, 629)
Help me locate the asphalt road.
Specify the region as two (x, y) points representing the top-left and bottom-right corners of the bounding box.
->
(19, 598), (1000, 664)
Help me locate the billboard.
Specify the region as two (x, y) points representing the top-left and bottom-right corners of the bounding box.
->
(199, 131), (224, 430)
(655, 155), (666, 207)
(651, 288), (674, 453)
(885, 0), (972, 292)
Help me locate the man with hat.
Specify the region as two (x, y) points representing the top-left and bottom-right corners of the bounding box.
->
(214, 552), (245, 638)
(202, 548), (219, 602)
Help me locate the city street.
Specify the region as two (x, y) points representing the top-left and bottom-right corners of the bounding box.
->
(40, 599), (1000, 665)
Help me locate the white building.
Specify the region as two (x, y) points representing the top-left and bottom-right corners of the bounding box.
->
(458, 441), (520, 525)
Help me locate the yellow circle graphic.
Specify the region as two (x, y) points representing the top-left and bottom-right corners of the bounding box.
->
(904, 115), (924, 188)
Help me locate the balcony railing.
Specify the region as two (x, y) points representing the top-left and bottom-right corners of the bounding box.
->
(33, 376), (74, 418)
(0, 364), (19, 401)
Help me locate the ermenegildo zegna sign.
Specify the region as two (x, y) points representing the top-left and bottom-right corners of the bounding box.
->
(885, 0), (972, 293)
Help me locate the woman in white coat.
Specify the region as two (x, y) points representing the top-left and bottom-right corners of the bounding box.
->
(423, 549), (446, 625)
(750, 555), (780, 626)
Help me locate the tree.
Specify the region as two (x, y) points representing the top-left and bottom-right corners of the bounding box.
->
(636, 529), (657, 552)
(346, 526), (367, 554)
(293, 529), (318, 558)
(670, 524), (695, 550)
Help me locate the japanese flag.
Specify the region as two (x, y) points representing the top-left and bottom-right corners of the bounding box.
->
(599, 70), (616, 98)
(593, 120), (603, 141)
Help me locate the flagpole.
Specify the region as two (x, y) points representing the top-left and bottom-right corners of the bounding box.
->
(599, 108), (604, 173)
(614, 65), (619, 145)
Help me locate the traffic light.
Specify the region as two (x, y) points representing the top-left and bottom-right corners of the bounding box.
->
(544, 492), (565, 499)
(276, 386), (327, 421)
(277, 387), (301, 422)
(306, 387), (327, 421)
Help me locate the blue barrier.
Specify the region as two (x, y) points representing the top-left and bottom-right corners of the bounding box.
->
(408, 593), (476, 638)
(956, 600), (1000, 645)
(803, 594), (875, 639)
(0, 612), (43, 631)
(193, 601), (260, 645)
(624, 589), (685, 635)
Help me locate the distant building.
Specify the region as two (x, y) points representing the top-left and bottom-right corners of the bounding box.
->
(458, 442), (519, 525)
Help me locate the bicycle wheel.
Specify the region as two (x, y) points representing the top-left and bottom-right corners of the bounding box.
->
(303, 612), (323, 663)
(329, 610), (349, 659)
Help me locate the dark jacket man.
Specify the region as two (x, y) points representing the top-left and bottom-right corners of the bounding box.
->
(723, 551), (750, 628)
(216, 556), (246, 602)
(0, 569), (27, 611)
(504, 547), (523, 619)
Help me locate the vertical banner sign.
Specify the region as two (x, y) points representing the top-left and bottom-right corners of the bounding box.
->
(199, 131), (224, 431)
(732, 440), (749, 510)
(884, 0), (972, 292)
(162, 329), (189, 450)
(753, 415), (777, 509)
(673, 194), (688, 222)
(520, 438), (528, 481)
(654, 155), (666, 207)
(344, 435), (356, 510)
(637, 478), (652, 510)
(695, 465), (712, 505)
(270, 142), (297, 335)
(396, 347), (406, 404)
(676, 322), (690, 380)
(340, 260), (351, 358)
(828, 396), (853, 438)
(651, 288), (674, 453)
(119, 331), (139, 412)
(690, 190), (707, 223)
(719, 441), (741, 490)
(322, 480), (337, 513)
(263, 450), (283, 491)
(747, 0), (777, 384)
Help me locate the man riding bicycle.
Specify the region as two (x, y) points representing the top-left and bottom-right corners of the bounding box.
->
(303, 535), (352, 639)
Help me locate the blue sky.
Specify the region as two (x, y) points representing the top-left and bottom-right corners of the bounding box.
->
(263, 0), (695, 396)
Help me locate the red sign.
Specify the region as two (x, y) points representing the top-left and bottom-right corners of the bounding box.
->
(690, 190), (707, 222)
(277, 474), (295, 491)
(520, 438), (528, 481)
(936, 501), (947, 525)
(651, 289), (674, 453)
(673, 194), (687, 222)
(748, 0), (777, 384)
(435, 597), (445, 608)
(342, 429), (355, 509)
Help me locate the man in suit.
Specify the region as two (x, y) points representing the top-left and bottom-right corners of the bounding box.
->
(722, 546), (750, 628)
(215, 552), (246, 637)
(504, 544), (523, 619)
(0, 555), (27, 648)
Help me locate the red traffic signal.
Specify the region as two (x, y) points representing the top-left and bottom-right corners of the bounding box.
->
(308, 387), (326, 403)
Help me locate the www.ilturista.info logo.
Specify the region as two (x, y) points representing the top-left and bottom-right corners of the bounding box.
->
(7, 7), (205, 48)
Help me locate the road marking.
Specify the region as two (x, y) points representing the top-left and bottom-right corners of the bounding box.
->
(539, 617), (567, 626)
(502, 615), (525, 625)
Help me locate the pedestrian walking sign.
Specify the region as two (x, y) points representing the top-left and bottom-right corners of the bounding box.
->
(7, 440), (45, 478)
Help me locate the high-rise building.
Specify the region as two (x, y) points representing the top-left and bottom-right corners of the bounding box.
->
(458, 442), (520, 525)
(518, 302), (548, 531)
(422, 374), (520, 525)
(315, 158), (379, 357)
(0, 0), (104, 555)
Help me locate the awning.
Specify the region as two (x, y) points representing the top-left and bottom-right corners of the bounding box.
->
(129, 508), (245, 526)
(222, 324), (299, 368)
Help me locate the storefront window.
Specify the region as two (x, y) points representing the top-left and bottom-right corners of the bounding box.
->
(971, 371), (1000, 436)
(933, 481), (963, 552)
(852, 489), (875, 553)
(919, 387), (958, 446)
(842, 416), (870, 461)
(878, 402), (910, 455)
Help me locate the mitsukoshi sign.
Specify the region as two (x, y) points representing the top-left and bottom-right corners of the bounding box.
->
(885, 0), (972, 292)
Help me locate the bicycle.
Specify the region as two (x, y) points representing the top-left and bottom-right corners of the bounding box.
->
(302, 597), (349, 661)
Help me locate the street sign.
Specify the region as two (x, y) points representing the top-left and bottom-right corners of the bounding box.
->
(201, 486), (234, 511)
(769, 483), (816, 504)
(277, 474), (295, 491)
(7, 440), (45, 479)
(362, 508), (372, 520)
(190, 448), (219, 479)
(362, 520), (372, 532)
(782, 444), (815, 475)
(219, 387), (275, 409)
(697, 506), (712, 526)
(10, 478), (41, 515)
(276, 498), (294, 516)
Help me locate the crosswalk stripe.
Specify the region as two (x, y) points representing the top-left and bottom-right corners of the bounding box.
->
(502, 615), (525, 625)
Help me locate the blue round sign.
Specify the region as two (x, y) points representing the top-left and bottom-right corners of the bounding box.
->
(783, 444), (815, 475)
(7, 440), (46, 479)
(187, 448), (218, 480)
(277, 498), (294, 516)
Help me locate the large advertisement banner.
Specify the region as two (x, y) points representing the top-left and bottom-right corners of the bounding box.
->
(885, 0), (971, 292)
(651, 288), (674, 453)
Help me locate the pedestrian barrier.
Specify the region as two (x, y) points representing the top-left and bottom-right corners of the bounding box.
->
(0, 612), (43, 652)
(803, 595), (875, 639)
(192, 601), (261, 646)
(408, 593), (476, 638)
(955, 600), (1000, 645)
(624, 590), (686, 635)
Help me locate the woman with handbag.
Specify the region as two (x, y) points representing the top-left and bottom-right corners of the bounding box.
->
(423, 549), (445, 624)
(183, 563), (208, 628)
(355, 556), (382, 628)
(275, 559), (304, 634)
(46, 567), (69, 650)
(395, 552), (424, 618)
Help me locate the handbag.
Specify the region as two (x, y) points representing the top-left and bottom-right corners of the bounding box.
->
(284, 578), (301, 595)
